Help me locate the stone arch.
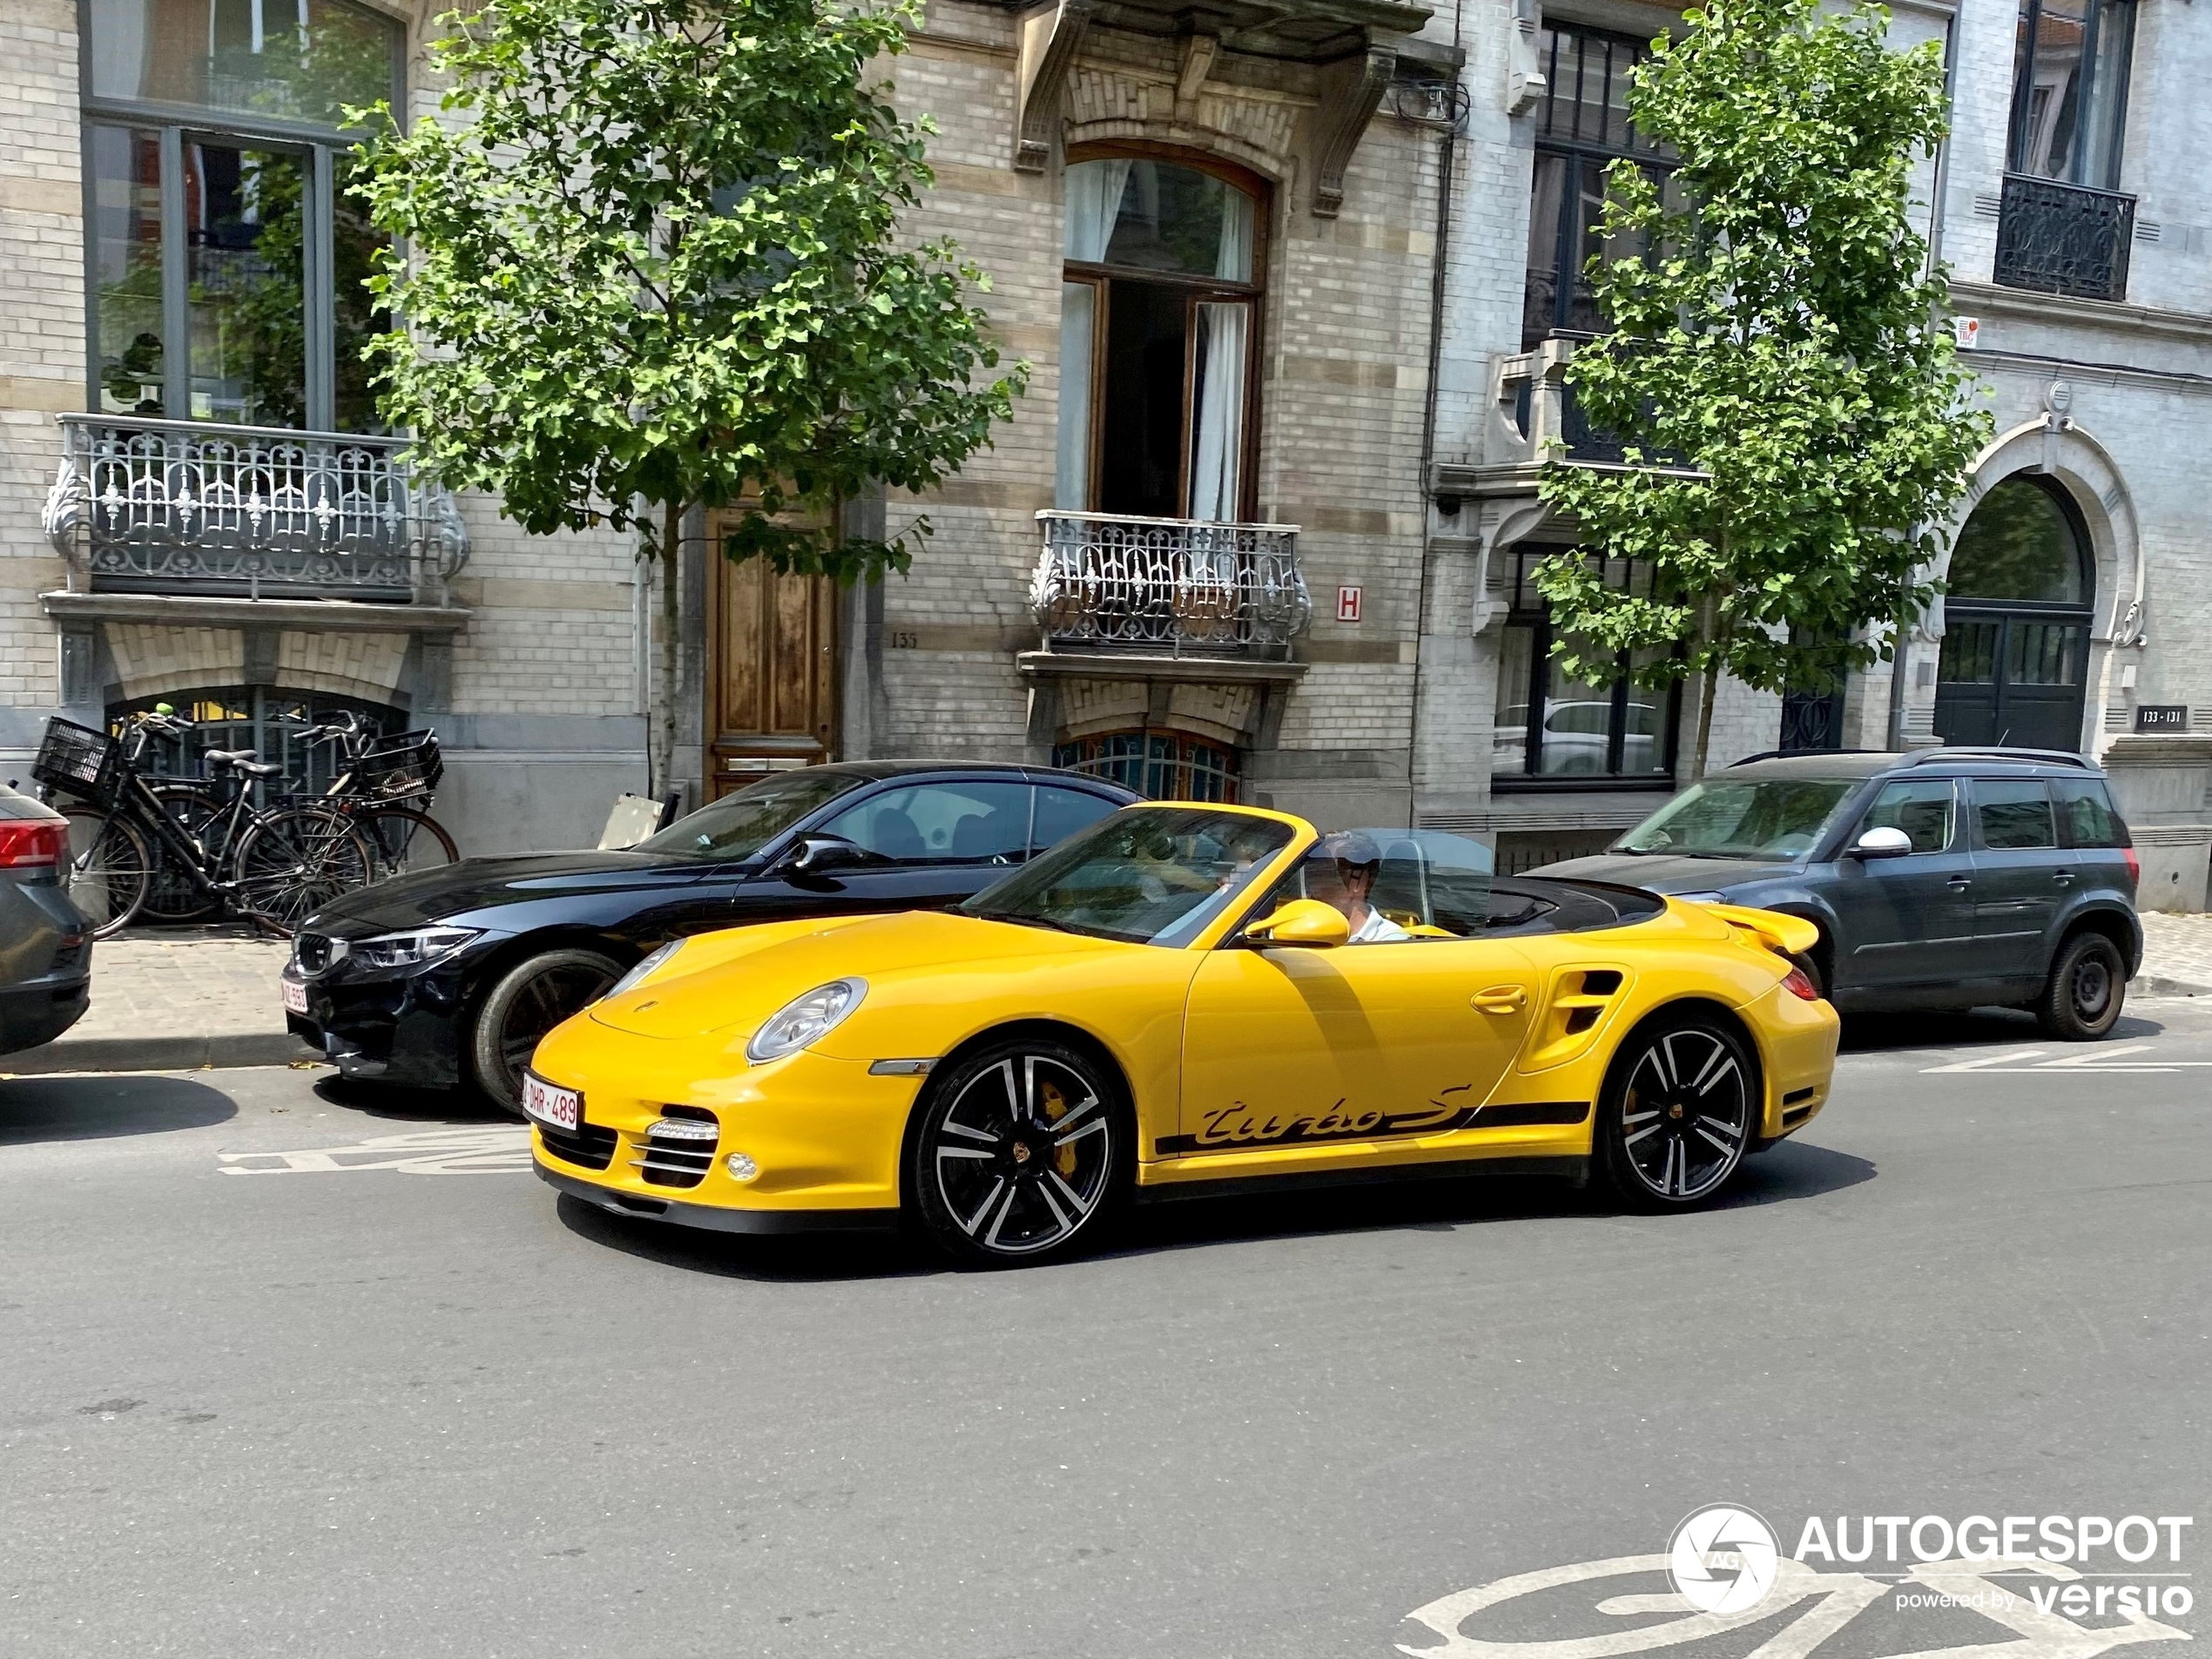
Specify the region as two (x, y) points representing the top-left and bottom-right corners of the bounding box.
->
(1921, 406), (2141, 753)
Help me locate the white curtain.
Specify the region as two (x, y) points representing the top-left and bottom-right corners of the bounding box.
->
(1189, 301), (1249, 523)
(1055, 282), (1096, 512)
(1215, 187), (1254, 282)
(1063, 159), (1133, 263)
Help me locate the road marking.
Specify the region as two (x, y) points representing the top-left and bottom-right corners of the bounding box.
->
(218, 1125), (531, 1177)
(1919, 1042), (2212, 1076)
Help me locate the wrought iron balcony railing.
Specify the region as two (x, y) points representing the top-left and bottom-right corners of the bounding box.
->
(42, 414), (470, 604)
(1993, 173), (2134, 303)
(1029, 512), (1310, 660)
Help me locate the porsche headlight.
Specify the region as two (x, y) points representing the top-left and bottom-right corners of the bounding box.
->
(604, 940), (684, 1000)
(347, 927), (480, 970)
(746, 978), (866, 1064)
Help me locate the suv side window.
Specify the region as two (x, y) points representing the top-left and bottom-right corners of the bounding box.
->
(820, 781), (1034, 865)
(1971, 779), (2056, 851)
(1857, 779), (1957, 853)
(2052, 779), (2129, 849)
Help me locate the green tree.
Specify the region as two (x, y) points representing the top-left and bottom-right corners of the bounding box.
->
(1531, 0), (1992, 778)
(352, 0), (1025, 788)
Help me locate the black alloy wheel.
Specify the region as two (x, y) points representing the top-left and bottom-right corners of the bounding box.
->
(470, 948), (624, 1116)
(2037, 930), (2125, 1042)
(1598, 1012), (1756, 1209)
(910, 1038), (1126, 1267)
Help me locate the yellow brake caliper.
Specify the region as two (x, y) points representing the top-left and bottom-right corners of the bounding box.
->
(1042, 1080), (1077, 1178)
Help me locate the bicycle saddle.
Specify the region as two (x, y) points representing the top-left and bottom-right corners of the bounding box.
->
(233, 760), (284, 779)
(205, 749), (259, 765)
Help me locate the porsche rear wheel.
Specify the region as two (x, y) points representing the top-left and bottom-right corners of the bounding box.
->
(1597, 1011), (1755, 1210)
(910, 1038), (1127, 1267)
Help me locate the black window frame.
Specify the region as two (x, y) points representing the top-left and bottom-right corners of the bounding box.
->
(76, 0), (406, 432)
(2006, 0), (2137, 191)
(1522, 23), (1675, 352)
(1494, 548), (1681, 792)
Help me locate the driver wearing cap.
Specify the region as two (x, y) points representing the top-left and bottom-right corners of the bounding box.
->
(1319, 831), (1410, 943)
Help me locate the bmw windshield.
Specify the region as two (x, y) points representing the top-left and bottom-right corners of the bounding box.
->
(1617, 779), (1858, 860)
(634, 769), (868, 861)
(962, 806), (1292, 945)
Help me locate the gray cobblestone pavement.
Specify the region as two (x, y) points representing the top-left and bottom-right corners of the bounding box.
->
(7, 912), (2212, 1076)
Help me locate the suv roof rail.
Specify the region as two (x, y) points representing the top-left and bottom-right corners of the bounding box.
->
(1900, 745), (2093, 770)
(1726, 748), (1884, 767)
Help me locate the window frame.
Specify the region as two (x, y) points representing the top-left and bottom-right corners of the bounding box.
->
(1060, 143), (1268, 523)
(1522, 24), (1675, 351)
(2006, 0), (2137, 191)
(76, 0), (406, 431)
(1052, 729), (1240, 803)
(1494, 546), (1681, 792)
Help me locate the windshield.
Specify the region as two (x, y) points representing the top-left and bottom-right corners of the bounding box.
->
(1617, 778), (1858, 860)
(961, 806), (1293, 945)
(633, 769), (868, 861)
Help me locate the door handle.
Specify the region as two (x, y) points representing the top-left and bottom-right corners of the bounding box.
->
(1471, 985), (1527, 1015)
(1947, 876), (1973, 889)
(2053, 869), (2075, 887)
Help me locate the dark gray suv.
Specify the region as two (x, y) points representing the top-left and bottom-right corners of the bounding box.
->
(1536, 749), (2141, 1039)
(0, 779), (91, 1056)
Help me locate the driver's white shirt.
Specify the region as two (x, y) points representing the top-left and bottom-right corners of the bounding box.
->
(1349, 907), (1410, 943)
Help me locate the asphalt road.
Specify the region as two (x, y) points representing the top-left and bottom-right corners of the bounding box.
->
(2, 1001), (2206, 1659)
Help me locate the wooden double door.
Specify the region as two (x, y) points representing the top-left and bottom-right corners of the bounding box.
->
(705, 510), (840, 799)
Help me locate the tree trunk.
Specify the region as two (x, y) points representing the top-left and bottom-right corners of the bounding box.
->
(657, 500), (683, 808)
(1690, 656), (1720, 782)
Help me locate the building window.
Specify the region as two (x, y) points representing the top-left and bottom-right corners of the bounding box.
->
(1521, 25), (1676, 351)
(111, 685), (406, 797)
(1056, 152), (1264, 522)
(1933, 476), (2094, 752)
(1053, 731), (1239, 802)
(84, 0), (403, 430)
(2008, 0), (2135, 189)
(1493, 550), (1677, 786)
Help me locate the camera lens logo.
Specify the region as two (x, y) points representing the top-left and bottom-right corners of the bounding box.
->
(1669, 1506), (1781, 1615)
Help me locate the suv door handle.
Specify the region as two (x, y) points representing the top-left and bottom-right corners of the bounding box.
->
(1947, 876), (1973, 889)
(1471, 986), (1527, 1015)
(2053, 869), (2075, 886)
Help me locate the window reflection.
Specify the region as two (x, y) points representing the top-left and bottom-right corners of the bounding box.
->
(92, 125), (167, 416)
(2009, 0), (2134, 190)
(89, 0), (398, 129)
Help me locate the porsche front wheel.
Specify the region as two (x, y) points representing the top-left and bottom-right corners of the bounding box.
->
(1597, 1012), (1756, 1210)
(910, 1039), (1127, 1267)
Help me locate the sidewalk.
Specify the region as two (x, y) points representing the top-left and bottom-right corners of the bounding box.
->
(1, 926), (313, 1076)
(8, 912), (2212, 1077)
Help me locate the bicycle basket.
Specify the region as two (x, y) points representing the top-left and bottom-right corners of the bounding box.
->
(32, 718), (127, 809)
(353, 730), (443, 799)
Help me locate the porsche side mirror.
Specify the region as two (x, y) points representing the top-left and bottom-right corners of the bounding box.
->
(786, 834), (864, 875)
(1244, 898), (1350, 948)
(1848, 826), (1914, 860)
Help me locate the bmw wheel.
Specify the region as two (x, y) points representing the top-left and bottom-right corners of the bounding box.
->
(470, 948), (624, 1116)
(1598, 1012), (1756, 1210)
(910, 1038), (1127, 1267)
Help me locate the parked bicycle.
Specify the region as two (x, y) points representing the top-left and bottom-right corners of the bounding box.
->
(37, 712), (374, 939)
(292, 710), (458, 880)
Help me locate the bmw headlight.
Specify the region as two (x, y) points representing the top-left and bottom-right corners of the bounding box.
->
(746, 978), (867, 1064)
(604, 940), (684, 1001)
(347, 926), (481, 970)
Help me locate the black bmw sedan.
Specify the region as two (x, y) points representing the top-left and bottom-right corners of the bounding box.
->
(281, 761), (1137, 1111)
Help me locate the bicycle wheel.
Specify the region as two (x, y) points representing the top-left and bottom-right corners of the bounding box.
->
(228, 806), (374, 936)
(59, 807), (152, 937)
(141, 782), (223, 922)
(355, 805), (460, 881)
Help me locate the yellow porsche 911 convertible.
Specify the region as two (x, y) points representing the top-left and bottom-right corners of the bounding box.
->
(525, 804), (1838, 1265)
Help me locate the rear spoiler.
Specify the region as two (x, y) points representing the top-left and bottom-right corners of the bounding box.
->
(1695, 902), (1819, 961)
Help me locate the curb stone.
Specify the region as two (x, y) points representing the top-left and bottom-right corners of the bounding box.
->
(2, 1031), (321, 1077)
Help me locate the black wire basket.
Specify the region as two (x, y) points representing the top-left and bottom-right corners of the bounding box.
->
(31, 718), (127, 810)
(352, 730), (443, 800)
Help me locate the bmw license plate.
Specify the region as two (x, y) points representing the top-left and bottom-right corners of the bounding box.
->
(521, 1074), (581, 1133)
(281, 976), (309, 1016)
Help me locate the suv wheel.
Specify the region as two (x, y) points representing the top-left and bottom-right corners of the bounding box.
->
(2036, 930), (2125, 1042)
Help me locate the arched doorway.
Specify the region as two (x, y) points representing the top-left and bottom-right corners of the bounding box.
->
(1935, 475), (2094, 752)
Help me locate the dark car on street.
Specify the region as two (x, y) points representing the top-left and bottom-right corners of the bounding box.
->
(0, 779), (91, 1057)
(1534, 748), (2141, 1039)
(281, 761), (1139, 1110)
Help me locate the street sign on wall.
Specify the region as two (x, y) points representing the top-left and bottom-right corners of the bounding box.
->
(1336, 585), (1362, 623)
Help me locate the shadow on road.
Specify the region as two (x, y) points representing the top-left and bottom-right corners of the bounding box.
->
(1839, 1003), (2168, 1054)
(0, 1072), (238, 1144)
(313, 1076), (513, 1125)
(556, 1136), (1876, 1282)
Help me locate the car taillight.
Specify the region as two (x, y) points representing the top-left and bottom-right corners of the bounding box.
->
(0, 819), (64, 869)
(2124, 846), (2141, 886)
(1781, 967), (1821, 1002)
